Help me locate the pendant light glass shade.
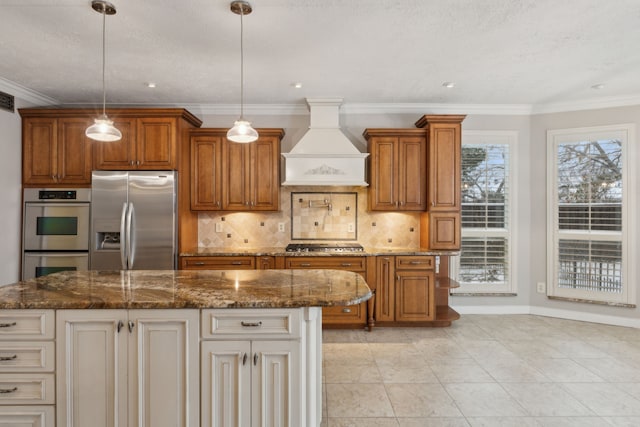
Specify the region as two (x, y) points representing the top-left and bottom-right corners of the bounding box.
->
(227, 119), (258, 143)
(86, 0), (121, 142)
(228, 1), (258, 143)
(86, 114), (122, 141)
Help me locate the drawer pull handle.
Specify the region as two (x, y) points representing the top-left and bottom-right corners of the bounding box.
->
(0, 355), (17, 362)
(117, 320), (124, 333)
(0, 322), (16, 328)
(409, 261), (428, 265)
(0, 387), (17, 394)
(241, 321), (262, 327)
(340, 263), (352, 267)
(242, 353), (248, 366)
(231, 261), (243, 265)
(193, 262), (205, 266)
(342, 308), (352, 313)
(300, 263), (311, 267)
(253, 353), (258, 366)
(128, 321), (135, 333)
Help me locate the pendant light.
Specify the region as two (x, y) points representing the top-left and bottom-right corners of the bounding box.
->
(227, 1), (258, 143)
(85, 0), (122, 142)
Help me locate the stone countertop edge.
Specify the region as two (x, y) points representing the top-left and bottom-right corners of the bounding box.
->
(180, 247), (460, 257)
(0, 269), (372, 310)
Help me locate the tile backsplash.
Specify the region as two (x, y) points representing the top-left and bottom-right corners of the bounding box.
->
(198, 187), (420, 249)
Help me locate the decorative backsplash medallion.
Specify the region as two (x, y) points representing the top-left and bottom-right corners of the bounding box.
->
(291, 192), (357, 240)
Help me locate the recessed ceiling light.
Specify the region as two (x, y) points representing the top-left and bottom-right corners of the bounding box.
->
(591, 83), (605, 90)
(442, 81), (455, 88)
(147, 82), (156, 88)
(292, 82), (303, 89)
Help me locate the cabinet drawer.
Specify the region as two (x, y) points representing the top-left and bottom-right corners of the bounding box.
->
(0, 311), (54, 341)
(181, 256), (256, 270)
(0, 374), (55, 405)
(322, 302), (366, 324)
(0, 343), (54, 373)
(202, 309), (300, 339)
(0, 405), (54, 426)
(285, 257), (366, 272)
(395, 256), (434, 270)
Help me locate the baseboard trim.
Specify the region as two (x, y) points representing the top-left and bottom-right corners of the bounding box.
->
(451, 304), (640, 328)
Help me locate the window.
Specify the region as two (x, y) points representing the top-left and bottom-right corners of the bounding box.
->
(547, 124), (635, 305)
(452, 131), (517, 294)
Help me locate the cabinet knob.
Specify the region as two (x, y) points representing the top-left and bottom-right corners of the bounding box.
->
(128, 321), (135, 333)
(117, 320), (124, 333)
(253, 353), (259, 366)
(242, 353), (248, 366)
(136, 160), (141, 166)
(130, 160), (135, 166)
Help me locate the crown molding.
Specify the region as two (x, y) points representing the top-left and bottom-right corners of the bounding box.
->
(531, 94), (640, 114)
(341, 102), (533, 115)
(0, 77), (58, 106)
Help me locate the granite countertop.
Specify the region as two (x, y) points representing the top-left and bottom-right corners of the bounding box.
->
(181, 247), (459, 257)
(0, 269), (372, 310)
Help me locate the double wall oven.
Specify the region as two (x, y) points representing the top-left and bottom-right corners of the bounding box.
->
(22, 189), (91, 280)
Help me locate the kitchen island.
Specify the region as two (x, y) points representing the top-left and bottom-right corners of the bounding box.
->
(0, 269), (371, 427)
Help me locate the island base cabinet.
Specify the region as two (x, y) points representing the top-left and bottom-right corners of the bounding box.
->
(201, 340), (300, 427)
(0, 406), (54, 426)
(56, 309), (199, 427)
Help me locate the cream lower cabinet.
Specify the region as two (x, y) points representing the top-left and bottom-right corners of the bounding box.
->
(0, 310), (55, 427)
(56, 309), (199, 427)
(201, 308), (320, 427)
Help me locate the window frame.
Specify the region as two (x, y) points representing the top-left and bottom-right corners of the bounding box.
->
(452, 130), (518, 295)
(546, 124), (636, 305)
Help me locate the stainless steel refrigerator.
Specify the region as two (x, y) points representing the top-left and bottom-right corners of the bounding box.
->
(90, 171), (177, 270)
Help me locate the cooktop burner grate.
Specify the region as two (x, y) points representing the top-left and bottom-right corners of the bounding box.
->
(285, 243), (364, 253)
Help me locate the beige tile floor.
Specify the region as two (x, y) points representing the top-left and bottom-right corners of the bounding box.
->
(320, 314), (640, 427)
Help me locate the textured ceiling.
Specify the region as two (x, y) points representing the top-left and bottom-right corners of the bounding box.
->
(1, 0), (639, 111)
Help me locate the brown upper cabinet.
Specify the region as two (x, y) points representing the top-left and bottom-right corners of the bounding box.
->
(364, 129), (427, 211)
(190, 128), (284, 212)
(415, 114), (466, 250)
(22, 116), (93, 186)
(93, 117), (178, 170)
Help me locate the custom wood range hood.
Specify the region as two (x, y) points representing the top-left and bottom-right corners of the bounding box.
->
(282, 98), (369, 186)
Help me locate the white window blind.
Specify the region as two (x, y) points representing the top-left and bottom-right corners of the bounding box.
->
(453, 131), (516, 294)
(547, 125), (635, 305)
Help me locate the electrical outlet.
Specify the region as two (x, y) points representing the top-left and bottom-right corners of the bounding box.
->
(215, 223), (222, 233)
(536, 282), (546, 293)
(278, 223), (285, 232)
(347, 223), (355, 233)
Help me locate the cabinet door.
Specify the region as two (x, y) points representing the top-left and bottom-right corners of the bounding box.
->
(136, 117), (177, 169)
(56, 310), (128, 427)
(375, 256), (395, 322)
(223, 142), (251, 210)
(426, 212), (461, 250)
(201, 341), (251, 427)
(190, 135), (223, 210)
(368, 137), (397, 211)
(398, 136), (427, 210)
(128, 310), (199, 427)
(250, 137), (280, 211)
(428, 123), (461, 211)
(251, 340), (300, 427)
(22, 117), (57, 185)
(57, 118), (93, 185)
(395, 270), (435, 322)
(92, 117), (137, 169)
(256, 256), (275, 269)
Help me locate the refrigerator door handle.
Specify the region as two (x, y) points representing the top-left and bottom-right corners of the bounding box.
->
(120, 202), (128, 270)
(126, 202), (136, 269)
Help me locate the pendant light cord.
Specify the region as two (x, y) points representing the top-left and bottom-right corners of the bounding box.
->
(101, 8), (107, 116)
(239, 6), (245, 120)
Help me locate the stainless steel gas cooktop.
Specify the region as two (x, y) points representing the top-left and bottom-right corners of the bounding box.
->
(285, 243), (364, 253)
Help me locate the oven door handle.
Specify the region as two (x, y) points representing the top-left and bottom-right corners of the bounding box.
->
(120, 202), (128, 270)
(126, 202), (136, 270)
